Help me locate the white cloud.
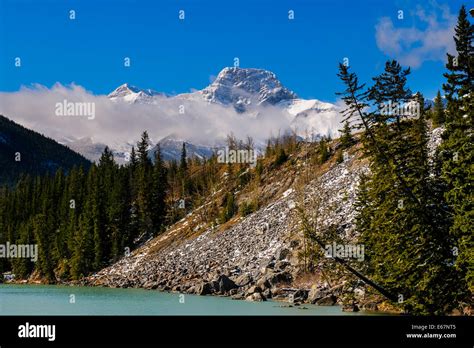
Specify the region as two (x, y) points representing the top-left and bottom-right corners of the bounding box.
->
(0, 83), (344, 161)
(375, 2), (456, 68)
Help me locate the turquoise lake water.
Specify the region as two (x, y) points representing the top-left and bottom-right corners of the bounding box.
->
(0, 284), (367, 315)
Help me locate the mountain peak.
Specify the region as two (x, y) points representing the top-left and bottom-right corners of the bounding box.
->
(201, 67), (297, 111)
(108, 83), (165, 103)
(108, 83), (141, 98)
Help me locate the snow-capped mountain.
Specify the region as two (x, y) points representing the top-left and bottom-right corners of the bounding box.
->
(177, 67), (298, 112)
(108, 83), (166, 104)
(106, 67), (340, 127)
(109, 67), (299, 112)
(90, 67), (342, 161)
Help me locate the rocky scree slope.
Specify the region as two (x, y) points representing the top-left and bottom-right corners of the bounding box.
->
(86, 128), (442, 308)
(86, 142), (369, 305)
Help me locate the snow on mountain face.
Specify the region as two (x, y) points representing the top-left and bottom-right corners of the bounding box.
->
(61, 137), (109, 162)
(108, 83), (166, 104)
(107, 69), (330, 118)
(279, 98), (342, 139)
(150, 135), (215, 162)
(196, 67), (297, 111)
(108, 68), (298, 112)
(60, 136), (133, 164)
(279, 99), (337, 116)
(99, 67), (341, 160)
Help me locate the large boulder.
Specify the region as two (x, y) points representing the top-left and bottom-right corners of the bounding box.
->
(262, 288), (272, 299)
(265, 271), (292, 287)
(233, 273), (253, 287)
(315, 294), (337, 306)
(342, 303), (360, 312)
(245, 285), (262, 296)
(275, 248), (291, 261)
(195, 281), (215, 295)
(259, 257), (276, 271)
(246, 292), (266, 302)
(274, 260), (290, 272)
(293, 289), (309, 302)
(215, 275), (238, 293)
(307, 286), (325, 304)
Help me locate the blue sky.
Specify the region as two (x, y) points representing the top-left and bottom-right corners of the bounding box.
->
(0, 0), (467, 101)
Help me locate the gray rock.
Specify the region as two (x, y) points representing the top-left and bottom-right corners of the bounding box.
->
(228, 288), (239, 296)
(231, 293), (245, 300)
(256, 277), (270, 290)
(264, 271), (292, 287)
(342, 303), (360, 312)
(215, 274), (237, 293)
(362, 303), (379, 312)
(315, 295), (337, 306)
(289, 240), (300, 249)
(246, 285), (262, 296)
(195, 282), (215, 295)
(307, 287), (325, 304)
(274, 260), (290, 271)
(275, 248), (291, 261)
(262, 288), (272, 298)
(246, 292), (266, 302)
(260, 257), (276, 270)
(293, 289), (309, 301)
(233, 273), (253, 287)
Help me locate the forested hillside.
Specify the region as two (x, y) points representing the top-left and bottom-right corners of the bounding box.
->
(0, 5), (471, 316)
(0, 115), (91, 185)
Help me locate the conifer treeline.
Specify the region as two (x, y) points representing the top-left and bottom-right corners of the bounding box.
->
(0, 131), (224, 281)
(1, 129), (291, 281)
(337, 5), (472, 314)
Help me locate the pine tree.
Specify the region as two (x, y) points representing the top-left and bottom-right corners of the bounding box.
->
(440, 5), (473, 296)
(179, 142), (190, 197)
(339, 121), (355, 149)
(32, 214), (56, 282)
(130, 146), (138, 171)
(11, 220), (34, 278)
(136, 132), (153, 237)
(88, 165), (106, 271)
(109, 168), (132, 261)
(274, 147), (288, 166)
(318, 138), (330, 164)
(432, 90), (446, 127)
(338, 61), (459, 314)
(180, 142), (188, 174)
(220, 192), (236, 223)
(70, 206), (94, 280)
(151, 145), (168, 235)
(443, 6), (473, 113)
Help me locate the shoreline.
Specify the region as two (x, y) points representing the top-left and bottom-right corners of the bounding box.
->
(3, 277), (400, 315)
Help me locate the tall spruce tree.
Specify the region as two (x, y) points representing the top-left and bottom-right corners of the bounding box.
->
(432, 90), (446, 127)
(440, 5), (473, 297)
(151, 145), (168, 235)
(179, 142), (190, 197)
(136, 132), (153, 237)
(338, 61), (459, 314)
(339, 121), (355, 149)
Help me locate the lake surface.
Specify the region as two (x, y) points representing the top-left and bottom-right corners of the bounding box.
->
(0, 284), (368, 315)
